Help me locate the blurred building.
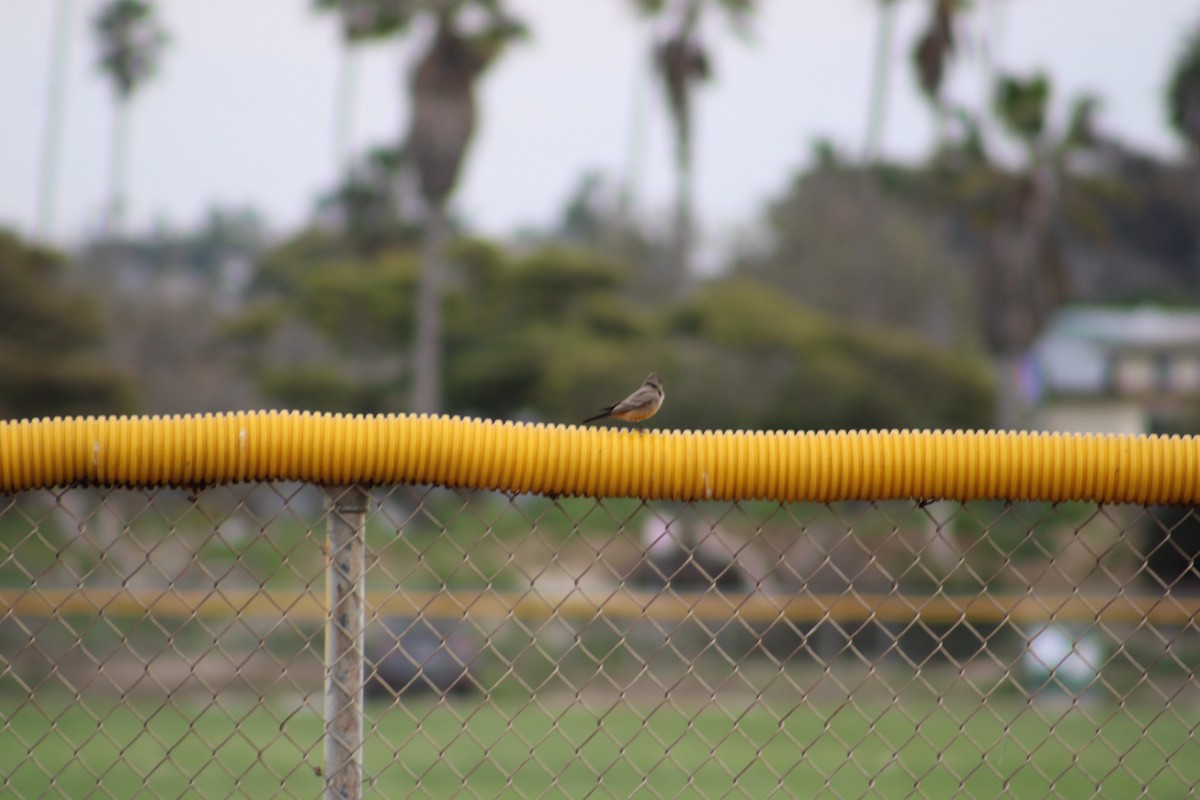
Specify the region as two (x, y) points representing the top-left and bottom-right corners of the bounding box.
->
(1028, 306), (1200, 434)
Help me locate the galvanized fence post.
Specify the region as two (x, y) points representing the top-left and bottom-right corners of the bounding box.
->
(324, 485), (369, 800)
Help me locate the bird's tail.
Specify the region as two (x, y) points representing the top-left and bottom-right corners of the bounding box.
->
(580, 408), (614, 425)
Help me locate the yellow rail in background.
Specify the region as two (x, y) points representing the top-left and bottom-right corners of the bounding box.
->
(6, 586), (1197, 627)
(1, 410), (1198, 504)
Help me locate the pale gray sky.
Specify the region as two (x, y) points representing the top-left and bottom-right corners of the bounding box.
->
(2, 0), (1197, 246)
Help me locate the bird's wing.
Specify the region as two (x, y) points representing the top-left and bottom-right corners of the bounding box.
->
(610, 385), (658, 416)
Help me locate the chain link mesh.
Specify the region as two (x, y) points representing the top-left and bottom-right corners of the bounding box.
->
(2, 484), (1199, 797)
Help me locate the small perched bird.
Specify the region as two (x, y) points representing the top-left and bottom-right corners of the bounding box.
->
(581, 372), (664, 426)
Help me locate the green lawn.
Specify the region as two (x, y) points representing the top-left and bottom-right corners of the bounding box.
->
(3, 684), (1199, 799)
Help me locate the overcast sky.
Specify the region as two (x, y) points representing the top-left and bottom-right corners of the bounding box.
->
(2, 0), (1197, 247)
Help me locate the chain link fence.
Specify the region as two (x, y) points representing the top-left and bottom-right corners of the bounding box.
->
(3, 483), (1200, 797)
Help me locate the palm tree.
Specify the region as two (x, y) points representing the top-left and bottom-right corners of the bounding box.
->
(313, 0), (413, 170)
(1166, 22), (1200, 295)
(633, 0), (754, 296)
(408, 8), (524, 413)
(314, 1), (522, 414)
(92, 0), (167, 237)
(36, 0), (75, 242)
(863, 0), (899, 161)
(654, 0), (707, 296)
(986, 73), (1058, 352)
(910, 0), (963, 140)
(1168, 25), (1200, 155)
(317, 144), (415, 254)
(981, 72), (1103, 424)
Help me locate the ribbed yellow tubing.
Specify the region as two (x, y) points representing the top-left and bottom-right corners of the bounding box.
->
(1, 411), (1199, 504)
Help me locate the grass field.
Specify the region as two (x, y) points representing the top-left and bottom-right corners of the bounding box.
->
(0, 491), (1189, 797)
(4, 679), (1199, 799)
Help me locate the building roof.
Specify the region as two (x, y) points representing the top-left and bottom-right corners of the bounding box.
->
(1033, 306), (1200, 398)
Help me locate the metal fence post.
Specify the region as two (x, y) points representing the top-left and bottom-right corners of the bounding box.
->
(324, 485), (368, 800)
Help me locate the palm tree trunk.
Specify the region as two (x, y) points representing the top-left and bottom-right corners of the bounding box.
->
(671, 136), (694, 295)
(618, 30), (652, 237)
(667, 0), (703, 296)
(413, 201), (447, 414)
(36, 0), (74, 241)
(863, 0), (896, 162)
(105, 95), (130, 237)
(333, 41), (359, 174)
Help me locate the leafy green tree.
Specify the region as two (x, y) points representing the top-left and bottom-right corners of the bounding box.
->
(316, 145), (421, 255)
(667, 278), (993, 431)
(92, 0), (168, 236)
(993, 73), (1050, 144)
(0, 230), (134, 418)
(540, 169), (665, 275)
(243, 229), (992, 430)
(444, 243), (653, 418)
(443, 247), (991, 430)
(186, 206), (269, 283)
(231, 241), (417, 413)
(735, 158), (976, 348)
(128, 205), (267, 285)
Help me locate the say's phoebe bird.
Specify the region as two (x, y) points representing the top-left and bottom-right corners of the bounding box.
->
(581, 372), (664, 425)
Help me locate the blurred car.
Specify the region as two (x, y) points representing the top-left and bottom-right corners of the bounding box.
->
(365, 616), (479, 697)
